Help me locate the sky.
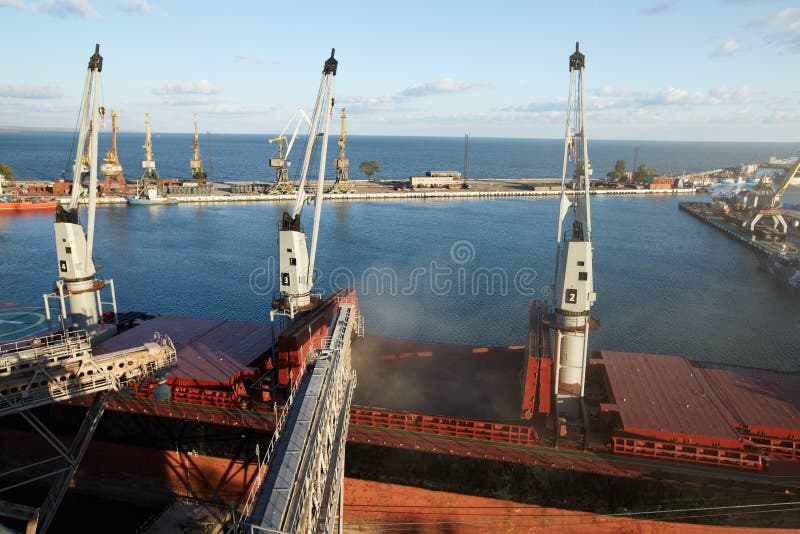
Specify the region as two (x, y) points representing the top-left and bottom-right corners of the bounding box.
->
(0, 0), (798, 141)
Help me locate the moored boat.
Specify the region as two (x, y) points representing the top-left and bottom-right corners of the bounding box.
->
(0, 196), (60, 212)
(126, 187), (177, 205)
(762, 253), (800, 289)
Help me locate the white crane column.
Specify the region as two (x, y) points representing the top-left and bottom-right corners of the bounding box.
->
(552, 43), (597, 420)
(50, 44), (116, 342)
(272, 50), (338, 320)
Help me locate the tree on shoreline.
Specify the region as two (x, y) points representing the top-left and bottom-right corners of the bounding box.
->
(606, 160), (627, 181)
(0, 163), (15, 186)
(359, 161), (381, 181)
(633, 163), (657, 182)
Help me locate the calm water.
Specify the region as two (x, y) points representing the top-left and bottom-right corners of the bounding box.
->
(0, 134), (798, 372)
(2, 131), (799, 182)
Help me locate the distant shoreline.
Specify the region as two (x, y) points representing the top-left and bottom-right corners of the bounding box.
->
(1, 129), (798, 144)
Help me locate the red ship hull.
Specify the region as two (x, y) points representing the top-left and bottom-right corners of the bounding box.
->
(0, 198), (60, 212)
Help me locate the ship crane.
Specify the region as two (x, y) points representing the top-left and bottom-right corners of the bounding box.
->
(267, 108), (311, 195)
(550, 42), (597, 426)
(45, 44), (119, 343)
(190, 114), (207, 184)
(328, 107), (356, 193)
(743, 158), (800, 236)
(270, 49), (338, 321)
(101, 109), (126, 195)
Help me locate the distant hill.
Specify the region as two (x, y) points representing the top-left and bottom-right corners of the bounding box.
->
(0, 126), (73, 132)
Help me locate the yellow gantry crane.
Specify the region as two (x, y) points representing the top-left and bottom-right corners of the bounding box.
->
(329, 107), (356, 193)
(267, 134), (295, 194)
(101, 109), (126, 195)
(190, 114), (206, 184)
(267, 108), (310, 195)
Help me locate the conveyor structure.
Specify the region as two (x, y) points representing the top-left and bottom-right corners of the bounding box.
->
(236, 303), (357, 534)
(0, 329), (177, 533)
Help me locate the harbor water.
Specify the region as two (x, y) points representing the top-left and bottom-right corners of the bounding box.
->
(0, 134), (798, 371)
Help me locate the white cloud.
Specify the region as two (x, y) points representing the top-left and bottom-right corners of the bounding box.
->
(638, 87), (725, 106)
(31, 0), (101, 18)
(343, 95), (400, 113)
(712, 40), (739, 56)
(632, 85), (763, 108)
(234, 53), (261, 64)
(152, 80), (221, 95)
(766, 109), (800, 122)
(508, 85), (763, 117)
(400, 78), (476, 97)
(748, 7), (798, 28)
(641, 0), (677, 15)
(594, 85), (630, 97)
(343, 77), (477, 114)
(708, 86), (760, 103)
(0, 84), (63, 99)
(508, 99), (566, 113)
(161, 95), (213, 106)
(747, 7), (800, 54)
(118, 0), (149, 13)
(0, 0), (25, 8)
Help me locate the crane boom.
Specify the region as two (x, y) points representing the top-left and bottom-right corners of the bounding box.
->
(771, 158), (800, 208)
(50, 44), (118, 342)
(551, 42), (596, 421)
(267, 110), (311, 195)
(271, 49), (338, 320)
(279, 108), (312, 163)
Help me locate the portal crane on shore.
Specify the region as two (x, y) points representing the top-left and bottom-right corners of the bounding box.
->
(130, 113), (166, 198)
(190, 114), (206, 184)
(267, 108), (310, 195)
(551, 42), (597, 424)
(46, 44), (119, 343)
(101, 109), (126, 195)
(743, 158), (800, 236)
(329, 107), (356, 193)
(270, 49), (338, 320)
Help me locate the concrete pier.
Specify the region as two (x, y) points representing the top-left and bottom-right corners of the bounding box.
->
(679, 202), (799, 258)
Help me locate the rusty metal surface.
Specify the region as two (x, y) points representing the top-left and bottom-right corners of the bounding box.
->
(598, 350), (741, 447)
(699, 365), (800, 439)
(94, 315), (274, 385)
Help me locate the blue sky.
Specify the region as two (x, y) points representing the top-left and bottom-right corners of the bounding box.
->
(0, 0), (798, 141)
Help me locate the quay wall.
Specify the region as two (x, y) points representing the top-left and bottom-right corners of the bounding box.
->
(75, 187), (700, 205)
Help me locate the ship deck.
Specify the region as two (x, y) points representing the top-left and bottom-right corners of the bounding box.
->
(5, 300), (800, 476)
(595, 350), (800, 450)
(0, 303), (57, 342)
(93, 315), (275, 386)
(700, 365), (800, 439)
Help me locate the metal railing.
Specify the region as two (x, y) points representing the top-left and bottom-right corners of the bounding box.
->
(237, 372), (301, 524)
(234, 304), (356, 533)
(0, 331), (176, 418)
